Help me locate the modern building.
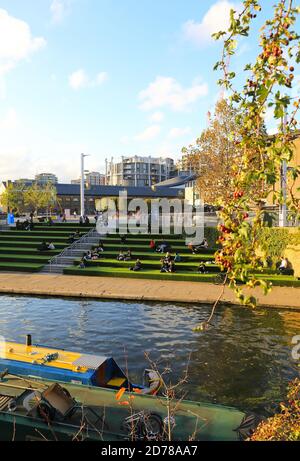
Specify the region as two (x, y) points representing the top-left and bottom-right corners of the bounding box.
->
(71, 171), (106, 187)
(176, 151), (195, 174)
(105, 156), (175, 187)
(35, 173), (58, 184)
(85, 171), (106, 186)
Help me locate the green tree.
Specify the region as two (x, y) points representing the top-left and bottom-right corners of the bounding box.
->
(24, 182), (57, 215)
(182, 99), (244, 205)
(211, 0), (300, 307)
(0, 181), (26, 214)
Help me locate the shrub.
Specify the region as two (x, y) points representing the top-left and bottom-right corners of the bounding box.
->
(250, 379), (300, 441)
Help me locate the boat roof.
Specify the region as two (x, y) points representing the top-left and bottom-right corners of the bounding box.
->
(0, 342), (109, 374)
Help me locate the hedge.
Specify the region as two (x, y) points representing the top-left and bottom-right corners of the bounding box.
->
(259, 227), (300, 259)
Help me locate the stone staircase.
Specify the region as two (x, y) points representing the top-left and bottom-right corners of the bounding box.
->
(41, 228), (101, 274)
(0, 222), (10, 232)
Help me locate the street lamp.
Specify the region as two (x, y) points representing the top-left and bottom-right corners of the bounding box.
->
(80, 153), (90, 217)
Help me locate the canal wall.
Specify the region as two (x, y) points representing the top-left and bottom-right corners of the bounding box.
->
(0, 273), (299, 310)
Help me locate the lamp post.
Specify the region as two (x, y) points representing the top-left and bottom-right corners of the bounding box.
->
(80, 153), (89, 218)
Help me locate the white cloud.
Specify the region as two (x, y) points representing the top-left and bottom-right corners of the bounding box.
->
(69, 69), (89, 90)
(168, 127), (191, 139)
(134, 125), (161, 141)
(50, 0), (72, 24)
(149, 111), (165, 123)
(69, 69), (109, 90)
(139, 76), (208, 112)
(0, 108), (18, 131)
(0, 9), (46, 80)
(183, 0), (241, 46)
(95, 72), (109, 85)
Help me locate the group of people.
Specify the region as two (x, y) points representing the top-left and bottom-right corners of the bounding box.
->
(16, 219), (34, 231)
(117, 249), (132, 261)
(149, 240), (172, 253)
(160, 252), (176, 273)
(76, 234), (213, 275)
(79, 216), (90, 226)
(188, 239), (209, 254)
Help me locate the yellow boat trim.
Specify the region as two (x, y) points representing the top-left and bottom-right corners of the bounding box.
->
(0, 342), (89, 373)
(107, 377), (126, 387)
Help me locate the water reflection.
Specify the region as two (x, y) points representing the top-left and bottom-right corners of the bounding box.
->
(0, 295), (299, 414)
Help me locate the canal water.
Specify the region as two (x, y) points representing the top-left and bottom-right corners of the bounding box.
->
(0, 295), (299, 415)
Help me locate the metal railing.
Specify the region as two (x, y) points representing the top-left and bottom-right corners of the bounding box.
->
(46, 228), (99, 273)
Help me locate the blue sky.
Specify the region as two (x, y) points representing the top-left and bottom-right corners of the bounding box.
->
(0, 0), (298, 182)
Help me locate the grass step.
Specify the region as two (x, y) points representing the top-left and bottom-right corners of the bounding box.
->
(0, 262), (44, 272)
(0, 241), (67, 249)
(99, 238), (190, 246)
(91, 243), (215, 254)
(91, 251), (215, 261)
(32, 225), (95, 231)
(64, 266), (300, 287)
(0, 254), (51, 264)
(4, 231), (87, 237)
(74, 258), (220, 272)
(0, 235), (70, 243)
(255, 274), (300, 287)
(64, 266), (218, 283)
(0, 247), (59, 256)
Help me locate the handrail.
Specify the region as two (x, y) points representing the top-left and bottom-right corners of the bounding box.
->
(47, 227), (98, 273)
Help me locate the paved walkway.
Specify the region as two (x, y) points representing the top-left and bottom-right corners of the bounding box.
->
(0, 273), (299, 309)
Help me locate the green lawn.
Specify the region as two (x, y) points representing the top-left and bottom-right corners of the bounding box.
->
(0, 224), (95, 272)
(0, 262), (44, 272)
(64, 265), (218, 282)
(75, 258), (220, 272)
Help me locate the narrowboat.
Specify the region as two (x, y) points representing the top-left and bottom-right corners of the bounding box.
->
(0, 335), (161, 395)
(0, 373), (260, 441)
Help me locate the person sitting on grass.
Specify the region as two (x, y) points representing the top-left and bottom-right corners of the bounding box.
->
(97, 241), (105, 252)
(174, 252), (181, 263)
(23, 219), (30, 231)
(117, 250), (125, 261)
(68, 230), (80, 244)
(37, 241), (50, 252)
(79, 258), (86, 269)
(197, 262), (207, 274)
(130, 259), (142, 272)
(168, 260), (176, 273)
(278, 257), (293, 275)
(156, 241), (170, 253)
(165, 252), (173, 262)
(192, 238), (209, 254)
(160, 258), (169, 273)
(149, 239), (156, 251)
(84, 251), (92, 261)
(124, 249), (132, 261)
(48, 241), (55, 250)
